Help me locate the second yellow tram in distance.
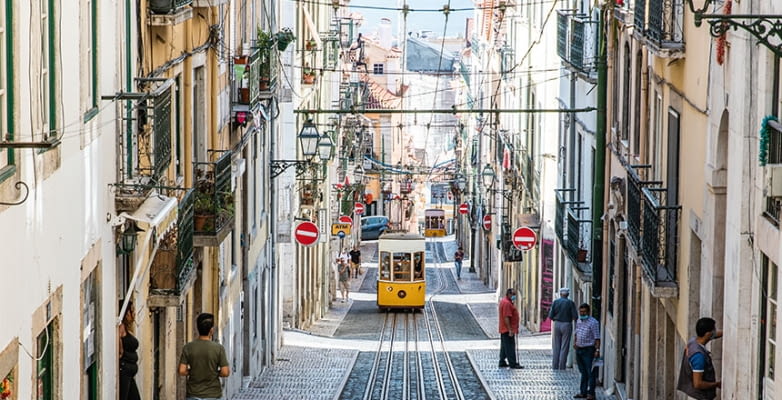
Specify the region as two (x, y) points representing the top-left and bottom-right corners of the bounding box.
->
(423, 208), (446, 237)
(377, 232), (426, 310)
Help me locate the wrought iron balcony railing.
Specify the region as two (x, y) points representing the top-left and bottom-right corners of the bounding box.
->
(234, 49), (260, 107)
(193, 150), (234, 246)
(149, 188), (195, 301)
(556, 11), (598, 73)
(764, 119), (782, 225)
(635, 0), (646, 31)
(626, 165), (661, 249)
(566, 206), (592, 268)
(635, 0), (684, 56)
(260, 46), (279, 98)
(640, 186), (681, 286)
(149, 0), (192, 14)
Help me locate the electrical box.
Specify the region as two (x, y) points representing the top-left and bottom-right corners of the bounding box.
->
(767, 164), (782, 197)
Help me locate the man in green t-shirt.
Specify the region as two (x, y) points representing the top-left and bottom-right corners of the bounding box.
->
(178, 313), (230, 400)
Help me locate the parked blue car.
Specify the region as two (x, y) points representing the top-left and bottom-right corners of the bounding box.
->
(360, 216), (389, 240)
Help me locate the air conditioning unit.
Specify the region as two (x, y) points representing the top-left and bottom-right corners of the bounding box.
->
(767, 164), (782, 197)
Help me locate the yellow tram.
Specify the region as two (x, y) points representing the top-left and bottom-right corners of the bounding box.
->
(377, 232), (426, 310)
(423, 208), (446, 237)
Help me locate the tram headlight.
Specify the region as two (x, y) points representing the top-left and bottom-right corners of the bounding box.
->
(397, 290), (407, 298)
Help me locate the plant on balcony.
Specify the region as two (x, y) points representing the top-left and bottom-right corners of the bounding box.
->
(305, 38), (318, 51)
(302, 63), (316, 84)
(0, 373), (12, 400)
(257, 29), (274, 90)
(274, 28), (296, 51)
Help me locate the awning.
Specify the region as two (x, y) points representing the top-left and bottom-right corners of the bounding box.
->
(117, 194), (178, 324)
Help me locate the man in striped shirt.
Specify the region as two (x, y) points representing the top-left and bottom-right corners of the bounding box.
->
(573, 303), (600, 399)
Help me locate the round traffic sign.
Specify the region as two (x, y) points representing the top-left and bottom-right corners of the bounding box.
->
(354, 202), (365, 215)
(458, 203), (470, 215)
(512, 227), (538, 251)
(482, 215), (492, 231)
(294, 221), (319, 246)
(339, 215), (353, 226)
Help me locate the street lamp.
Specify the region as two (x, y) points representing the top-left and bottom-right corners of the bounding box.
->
(317, 131), (335, 162)
(481, 163), (496, 188)
(455, 174), (467, 192)
(118, 221), (144, 254)
(299, 119), (320, 158)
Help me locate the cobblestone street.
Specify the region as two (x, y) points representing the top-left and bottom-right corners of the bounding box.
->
(232, 259), (615, 400)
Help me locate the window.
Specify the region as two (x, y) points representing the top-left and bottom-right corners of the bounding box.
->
(622, 42), (631, 142)
(84, 0), (98, 120)
(37, 323), (54, 400)
(761, 254), (778, 384)
(633, 50), (643, 155)
(372, 63), (384, 75)
(0, 0), (12, 180)
(82, 271), (99, 400)
(42, 0), (57, 139)
(651, 91), (663, 181)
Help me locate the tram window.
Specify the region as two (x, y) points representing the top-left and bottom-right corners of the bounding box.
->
(414, 252), (424, 280)
(380, 252), (391, 279)
(393, 252), (412, 282)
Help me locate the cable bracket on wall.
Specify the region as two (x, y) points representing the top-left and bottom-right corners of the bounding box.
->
(0, 181), (30, 206)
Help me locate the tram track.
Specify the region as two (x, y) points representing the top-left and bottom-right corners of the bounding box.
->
(345, 239), (487, 400)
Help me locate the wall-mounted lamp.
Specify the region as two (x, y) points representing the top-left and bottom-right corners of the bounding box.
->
(481, 163), (496, 189)
(118, 221), (144, 255)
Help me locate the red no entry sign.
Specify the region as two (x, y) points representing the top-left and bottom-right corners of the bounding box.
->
(339, 215), (353, 226)
(354, 202), (365, 215)
(458, 203), (469, 215)
(482, 215), (492, 231)
(512, 227), (537, 251)
(294, 221), (319, 246)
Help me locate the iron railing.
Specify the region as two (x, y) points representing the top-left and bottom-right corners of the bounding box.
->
(646, 0), (684, 49)
(260, 46), (278, 98)
(193, 150), (234, 236)
(566, 207), (591, 266)
(635, 0), (647, 32)
(177, 189), (195, 292)
(640, 186), (680, 285)
(151, 82), (173, 179)
(556, 11), (598, 73)
(557, 10), (570, 60)
(626, 165), (661, 249)
(765, 120), (782, 224)
(149, 0), (193, 14)
(234, 49), (260, 106)
(555, 190), (568, 244)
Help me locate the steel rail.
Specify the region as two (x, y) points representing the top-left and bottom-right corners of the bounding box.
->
(363, 311), (392, 400)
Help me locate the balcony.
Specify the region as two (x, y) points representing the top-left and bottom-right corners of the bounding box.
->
(557, 11), (598, 74)
(148, 189), (196, 307)
(626, 165), (661, 249)
(148, 0), (193, 26)
(193, 151), (235, 247)
(114, 79), (174, 212)
(192, 0), (227, 6)
(565, 206), (592, 271)
(634, 0), (684, 58)
(234, 51), (260, 109)
(639, 186), (680, 296)
(764, 119), (782, 226)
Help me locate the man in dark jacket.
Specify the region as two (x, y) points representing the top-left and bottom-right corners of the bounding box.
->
(548, 287), (577, 369)
(677, 317), (722, 399)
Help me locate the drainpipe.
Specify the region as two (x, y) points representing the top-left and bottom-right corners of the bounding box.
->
(591, 6), (607, 320)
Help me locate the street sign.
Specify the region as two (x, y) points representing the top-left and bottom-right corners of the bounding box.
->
(512, 226), (538, 251)
(294, 221), (319, 246)
(338, 215), (353, 226)
(331, 223), (352, 236)
(458, 203), (469, 215)
(354, 202), (365, 215)
(482, 215), (492, 231)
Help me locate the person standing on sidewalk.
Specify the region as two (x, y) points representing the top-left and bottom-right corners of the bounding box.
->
(337, 254), (350, 302)
(676, 317), (722, 399)
(549, 287), (578, 369)
(453, 246), (464, 280)
(349, 245), (362, 278)
(498, 288), (524, 369)
(178, 313), (230, 400)
(573, 303), (600, 399)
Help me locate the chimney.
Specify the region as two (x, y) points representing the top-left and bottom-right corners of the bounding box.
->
(379, 18), (393, 49)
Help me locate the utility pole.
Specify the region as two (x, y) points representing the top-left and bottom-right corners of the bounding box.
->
(591, 6), (608, 319)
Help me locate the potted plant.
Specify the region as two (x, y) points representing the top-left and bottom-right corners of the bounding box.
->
(193, 191), (215, 232)
(274, 27), (295, 51)
(302, 64), (316, 84)
(305, 38), (318, 51)
(257, 29), (275, 91)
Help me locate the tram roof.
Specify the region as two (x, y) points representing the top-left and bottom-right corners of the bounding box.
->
(379, 232), (425, 241)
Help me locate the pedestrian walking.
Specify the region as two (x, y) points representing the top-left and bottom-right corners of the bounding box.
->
(676, 317), (722, 399)
(454, 246), (464, 280)
(338, 255), (350, 302)
(349, 245), (362, 278)
(118, 301), (141, 400)
(178, 313), (230, 400)
(573, 303), (600, 399)
(549, 287), (578, 369)
(498, 288), (524, 369)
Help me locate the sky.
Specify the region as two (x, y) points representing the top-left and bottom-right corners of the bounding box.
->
(348, 0), (474, 40)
